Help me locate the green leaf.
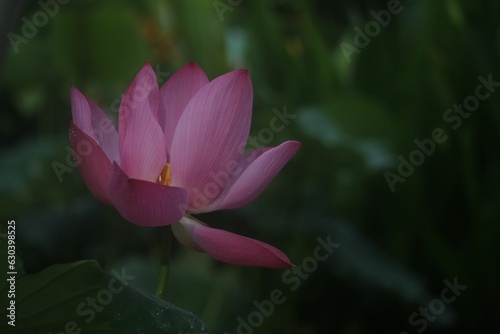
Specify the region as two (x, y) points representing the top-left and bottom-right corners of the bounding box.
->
(103, 271), (209, 334)
(0, 260), (114, 333)
(0, 225), (208, 333)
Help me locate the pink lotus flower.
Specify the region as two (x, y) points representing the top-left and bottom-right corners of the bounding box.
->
(70, 63), (300, 268)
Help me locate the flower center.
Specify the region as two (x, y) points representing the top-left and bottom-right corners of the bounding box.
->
(157, 163), (172, 186)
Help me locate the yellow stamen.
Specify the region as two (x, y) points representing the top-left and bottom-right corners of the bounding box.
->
(157, 163), (172, 186)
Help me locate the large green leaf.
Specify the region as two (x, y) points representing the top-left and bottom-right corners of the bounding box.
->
(0, 225), (208, 333)
(104, 271), (208, 334)
(0, 259), (113, 333)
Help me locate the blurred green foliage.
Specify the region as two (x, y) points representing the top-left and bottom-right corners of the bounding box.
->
(1, 0), (499, 333)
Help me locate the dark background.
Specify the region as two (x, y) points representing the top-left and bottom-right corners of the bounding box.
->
(1, 0), (499, 333)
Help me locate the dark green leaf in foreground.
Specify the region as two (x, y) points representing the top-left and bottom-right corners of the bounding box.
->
(0, 227), (208, 334)
(104, 272), (208, 334)
(0, 261), (208, 334)
(0, 260), (113, 333)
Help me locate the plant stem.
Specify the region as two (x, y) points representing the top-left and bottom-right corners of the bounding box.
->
(155, 226), (171, 299)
